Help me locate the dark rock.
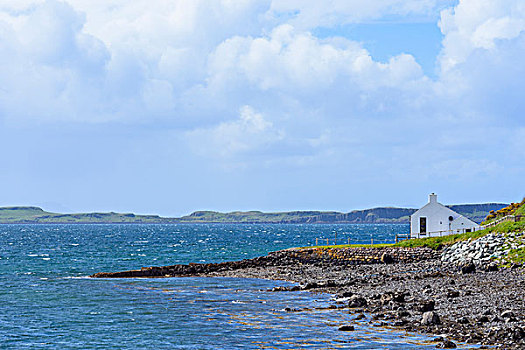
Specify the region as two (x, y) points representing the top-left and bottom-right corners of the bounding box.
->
(381, 253), (394, 264)
(460, 262), (476, 274)
(393, 293), (406, 303)
(511, 327), (524, 341)
(477, 316), (489, 323)
(446, 290), (460, 298)
(421, 311), (441, 325)
(501, 310), (515, 319)
(484, 263), (499, 272)
(436, 340), (457, 348)
(338, 325), (355, 331)
(397, 310), (411, 318)
(325, 280), (337, 287)
(301, 282), (318, 290)
(348, 295), (367, 308)
(433, 336), (445, 342)
(355, 313), (365, 320)
(272, 286), (288, 292)
(461, 263), (477, 274)
(393, 320), (407, 326)
(418, 300), (435, 312)
(457, 317), (469, 324)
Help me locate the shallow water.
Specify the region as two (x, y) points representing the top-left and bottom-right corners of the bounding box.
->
(0, 224), (476, 349)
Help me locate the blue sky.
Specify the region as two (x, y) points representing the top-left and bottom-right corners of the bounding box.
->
(315, 22), (444, 77)
(0, 0), (524, 216)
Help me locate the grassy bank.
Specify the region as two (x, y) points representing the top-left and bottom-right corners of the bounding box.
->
(302, 199), (525, 255)
(394, 221), (525, 250)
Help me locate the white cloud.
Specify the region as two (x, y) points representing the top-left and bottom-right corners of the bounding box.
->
(208, 24), (425, 93)
(186, 106), (284, 158)
(438, 0), (525, 72)
(1, 0), (525, 211)
(0, 0), (112, 122)
(0, 0), (523, 179)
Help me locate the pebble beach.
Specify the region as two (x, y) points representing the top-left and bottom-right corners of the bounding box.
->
(93, 231), (525, 349)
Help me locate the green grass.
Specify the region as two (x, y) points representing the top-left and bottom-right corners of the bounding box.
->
(394, 219), (525, 250)
(507, 247), (525, 264)
(301, 215), (525, 251)
(394, 231), (487, 250)
(0, 206), (176, 224)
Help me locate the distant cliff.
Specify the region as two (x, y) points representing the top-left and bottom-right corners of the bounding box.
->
(0, 203), (507, 224)
(179, 204), (508, 224)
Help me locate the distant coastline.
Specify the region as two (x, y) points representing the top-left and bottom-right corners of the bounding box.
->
(0, 203), (507, 224)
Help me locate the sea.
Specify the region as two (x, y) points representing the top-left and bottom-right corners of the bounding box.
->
(0, 224), (477, 349)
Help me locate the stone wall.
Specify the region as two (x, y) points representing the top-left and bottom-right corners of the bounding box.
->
(282, 246), (440, 266)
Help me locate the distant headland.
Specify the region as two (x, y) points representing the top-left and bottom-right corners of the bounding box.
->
(0, 203), (507, 224)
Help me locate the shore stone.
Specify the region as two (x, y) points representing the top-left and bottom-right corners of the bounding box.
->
(90, 238), (525, 349)
(436, 340), (457, 348)
(419, 300), (435, 312)
(460, 262), (476, 274)
(381, 253), (394, 264)
(348, 296), (367, 308)
(338, 325), (355, 331)
(422, 311), (441, 325)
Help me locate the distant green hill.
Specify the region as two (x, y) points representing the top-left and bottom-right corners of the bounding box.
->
(0, 206), (176, 224)
(0, 203), (507, 224)
(179, 204), (507, 224)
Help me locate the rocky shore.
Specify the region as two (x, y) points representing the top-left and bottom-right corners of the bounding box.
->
(92, 242), (525, 349)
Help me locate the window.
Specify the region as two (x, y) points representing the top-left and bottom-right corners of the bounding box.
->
(419, 217), (427, 233)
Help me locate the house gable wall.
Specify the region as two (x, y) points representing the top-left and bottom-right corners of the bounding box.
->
(410, 195), (480, 238)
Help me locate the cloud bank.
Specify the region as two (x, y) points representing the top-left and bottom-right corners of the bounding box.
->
(0, 0), (523, 212)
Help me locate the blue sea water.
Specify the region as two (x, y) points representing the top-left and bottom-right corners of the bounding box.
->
(0, 224), (474, 349)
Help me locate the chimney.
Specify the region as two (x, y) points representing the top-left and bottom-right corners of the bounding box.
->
(429, 193), (437, 204)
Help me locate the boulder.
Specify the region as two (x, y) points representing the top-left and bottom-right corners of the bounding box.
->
(421, 311), (441, 325)
(381, 253), (394, 264)
(338, 325), (355, 331)
(348, 295), (367, 308)
(501, 310), (515, 319)
(511, 327), (524, 341)
(460, 262), (476, 274)
(436, 340), (457, 348)
(446, 290), (460, 298)
(418, 300), (435, 312)
(477, 316), (489, 323)
(393, 293), (406, 303)
(457, 317), (469, 324)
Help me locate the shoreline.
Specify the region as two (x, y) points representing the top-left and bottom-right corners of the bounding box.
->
(91, 247), (524, 349)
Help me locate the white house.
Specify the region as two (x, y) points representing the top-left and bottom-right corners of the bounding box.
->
(410, 193), (480, 238)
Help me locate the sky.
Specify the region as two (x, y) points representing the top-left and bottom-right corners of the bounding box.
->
(0, 0), (524, 216)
